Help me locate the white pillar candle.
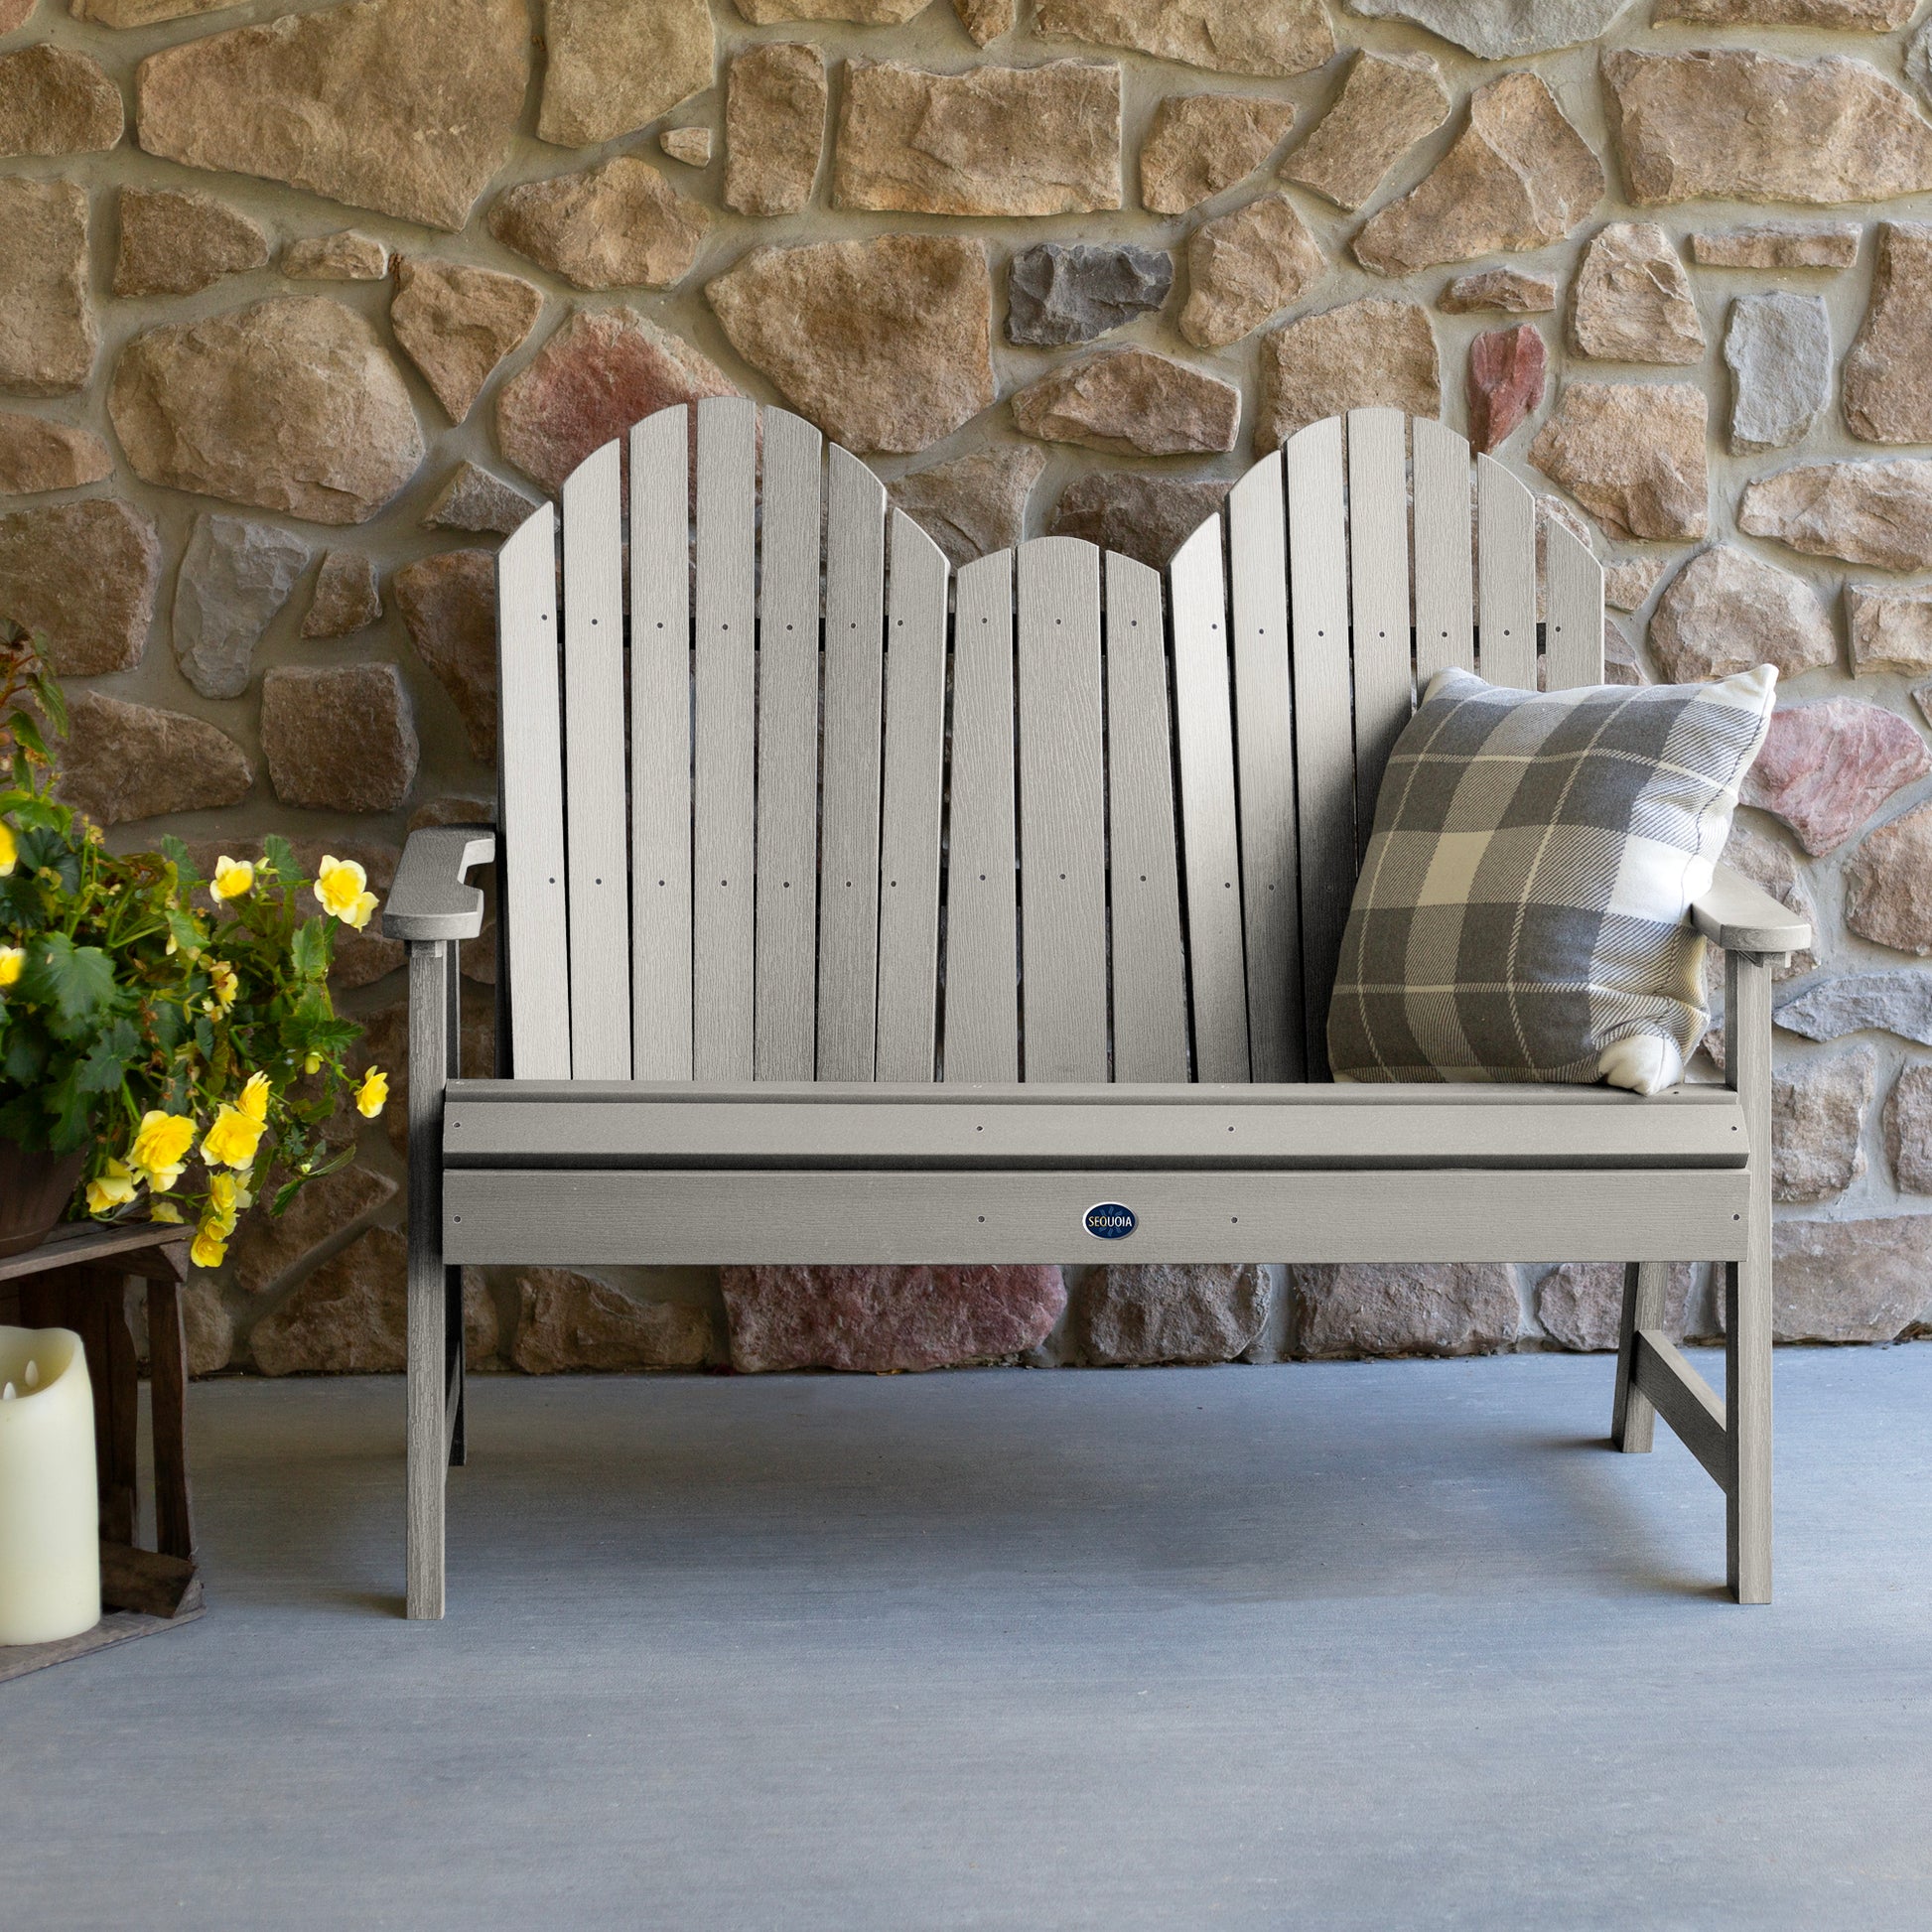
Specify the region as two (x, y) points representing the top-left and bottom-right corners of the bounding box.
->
(0, 1325), (99, 1646)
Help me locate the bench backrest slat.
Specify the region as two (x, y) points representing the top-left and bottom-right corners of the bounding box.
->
(493, 402), (1605, 1088)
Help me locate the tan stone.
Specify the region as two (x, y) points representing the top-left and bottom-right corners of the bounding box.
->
(1179, 194), (1325, 349)
(724, 43), (826, 216)
(114, 187), (266, 299)
(302, 550), (381, 638)
(1073, 1263), (1270, 1365)
(262, 664), (418, 812)
(1648, 546), (1835, 685)
(539, 0), (712, 149)
(229, 1163), (397, 1297)
(1604, 50), (1932, 207)
(1656, 0), (1913, 26)
(1845, 801), (1932, 955)
(1012, 347), (1239, 458)
(834, 60), (1121, 216)
(134, 0), (528, 232)
(1280, 50), (1449, 212)
(71, 0), (243, 21)
(488, 157), (710, 293)
(389, 258), (542, 428)
(1568, 222), (1703, 365)
(1772, 1047), (1875, 1205)
(0, 498), (159, 676)
(0, 0), (29, 23)
(109, 297), (424, 524)
(0, 413), (111, 495)
(1256, 297), (1440, 453)
(708, 237), (993, 456)
(393, 549), (496, 762)
(736, 0), (925, 17)
(1292, 1262), (1520, 1358)
(1884, 1064), (1932, 1193)
(1139, 92), (1297, 215)
(510, 1270), (716, 1372)
(1048, 473), (1230, 570)
(1537, 1262), (1699, 1350)
(1353, 73), (1603, 278)
(0, 177), (94, 396)
(1844, 223), (1932, 445)
(888, 446), (1045, 569)
(282, 230), (386, 281)
(1035, 0), (1332, 77)
(1738, 460), (1932, 571)
(1689, 224), (1861, 269)
(496, 308), (739, 491)
(1439, 268), (1558, 316)
(1848, 583), (1932, 676)
(181, 1279), (233, 1378)
(659, 126), (712, 168)
(1602, 555), (1670, 612)
(1528, 382), (1708, 542)
(1770, 1216), (1932, 1343)
(0, 45), (122, 156)
(423, 463), (539, 538)
(56, 692), (251, 827)
(954, 0), (1016, 40)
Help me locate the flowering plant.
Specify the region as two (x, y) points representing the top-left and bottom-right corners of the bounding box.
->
(0, 624), (385, 1268)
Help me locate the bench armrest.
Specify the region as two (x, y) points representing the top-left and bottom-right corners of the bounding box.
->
(381, 825), (494, 942)
(1689, 862), (1810, 956)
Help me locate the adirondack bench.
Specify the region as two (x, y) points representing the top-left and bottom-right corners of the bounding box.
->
(384, 402), (1807, 1620)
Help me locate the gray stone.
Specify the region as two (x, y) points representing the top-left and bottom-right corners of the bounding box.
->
(488, 157), (711, 293)
(1690, 224), (1860, 270)
(1777, 972), (1932, 1047)
(0, 177), (93, 396)
(1844, 223), (1932, 446)
(1770, 1217), (1932, 1343)
(1343, 0), (1636, 57)
(1883, 1064), (1932, 1193)
(1537, 1262), (1698, 1351)
(1011, 347), (1240, 458)
(55, 691), (252, 828)
(724, 43), (826, 217)
(1918, 683), (1932, 733)
(281, 230), (386, 281)
(1035, 0), (1332, 77)
(1527, 382), (1708, 542)
(114, 187), (267, 298)
(1772, 1047), (1875, 1204)
(1292, 1262), (1520, 1358)
(1180, 195), (1326, 349)
(1647, 545), (1835, 686)
(1601, 555), (1670, 611)
(134, 0), (528, 232)
(539, 0), (712, 149)
(1352, 73), (1603, 278)
(1604, 618), (1644, 686)
(172, 514), (309, 700)
(1439, 268), (1557, 316)
(1007, 243), (1173, 347)
(1848, 583), (1932, 676)
(1603, 50), (1932, 207)
(0, 498), (159, 676)
(1738, 460), (1932, 571)
(392, 549), (496, 760)
(1704, 816), (1820, 994)
(1257, 296), (1439, 453)
(109, 297), (425, 525)
(1280, 50), (1449, 212)
(888, 446), (1046, 568)
(1568, 222), (1703, 365)
(1048, 473), (1232, 571)
(0, 45), (123, 156)
(301, 550), (381, 638)
(261, 664), (418, 812)
(1911, 16), (1932, 112)
(1724, 293), (1831, 455)
(1073, 1263), (1271, 1365)
(1139, 92), (1298, 215)
(511, 1271), (716, 1373)
(390, 258), (542, 427)
(423, 463), (540, 538)
(736, 0), (925, 17)
(1845, 801), (1932, 955)
(228, 1164), (396, 1297)
(1743, 700), (1931, 857)
(0, 413), (111, 496)
(834, 59), (1122, 216)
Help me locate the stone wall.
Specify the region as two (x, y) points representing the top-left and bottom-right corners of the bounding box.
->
(2, 0), (1930, 1377)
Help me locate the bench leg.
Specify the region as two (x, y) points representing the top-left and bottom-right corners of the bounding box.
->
(1725, 948), (1775, 1606)
(405, 938), (451, 1622)
(1610, 1262), (1667, 1452)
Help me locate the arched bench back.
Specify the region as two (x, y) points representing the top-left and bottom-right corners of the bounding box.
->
(492, 400), (1604, 1087)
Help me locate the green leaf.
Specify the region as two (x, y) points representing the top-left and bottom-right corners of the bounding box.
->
(22, 932), (123, 1039)
(271, 1140), (356, 1215)
(7, 712), (47, 763)
(29, 673), (67, 741)
(165, 909), (204, 958)
(74, 1016), (140, 1093)
(290, 916), (332, 981)
(261, 833), (298, 883)
(2, 1024), (47, 1085)
(161, 835), (205, 892)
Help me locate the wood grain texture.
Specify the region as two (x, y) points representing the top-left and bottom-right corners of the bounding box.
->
(628, 407), (695, 1081)
(147, 1278), (193, 1561)
(1104, 551), (1188, 1083)
(692, 397), (758, 1081)
(1475, 454), (1537, 692)
(1541, 513), (1604, 693)
(1726, 948), (1775, 1604)
(754, 407), (824, 1082)
(1633, 1329), (1730, 1488)
(1346, 407), (1414, 860)
(1169, 514), (1250, 1082)
(406, 940), (450, 1620)
(1017, 537), (1108, 1083)
(943, 551), (1020, 1083)
(494, 502), (572, 1079)
(1612, 1260), (1668, 1453)
(876, 512), (950, 1082)
(817, 447), (888, 1081)
(1412, 415), (1474, 688)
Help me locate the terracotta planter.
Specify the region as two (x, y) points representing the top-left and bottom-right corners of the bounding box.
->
(0, 1141), (87, 1260)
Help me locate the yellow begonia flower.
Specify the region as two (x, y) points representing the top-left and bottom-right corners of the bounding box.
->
(355, 1067), (389, 1119)
(149, 1201), (184, 1225)
(0, 819), (15, 877)
(210, 856), (254, 902)
(315, 856), (379, 931)
(237, 1069), (271, 1124)
(0, 945), (22, 989)
(189, 1225), (227, 1270)
(304, 1051), (322, 1075)
(130, 1111), (196, 1190)
(204, 960), (238, 1016)
(202, 1104), (266, 1171)
(205, 1171), (241, 1230)
(85, 1160), (139, 1216)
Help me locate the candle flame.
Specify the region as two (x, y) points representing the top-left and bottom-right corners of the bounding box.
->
(23, 1360), (36, 1389)
(1, 1383), (12, 1401)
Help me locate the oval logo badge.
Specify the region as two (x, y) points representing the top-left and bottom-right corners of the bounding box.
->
(1084, 1201), (1137, 1240)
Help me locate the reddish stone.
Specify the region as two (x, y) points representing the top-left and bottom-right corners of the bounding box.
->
(1740, 699), (1932, 856)
(720, 1265), (1065, 1373)
(391, 549), (496, 761)
(1466, 322), (1546, 454)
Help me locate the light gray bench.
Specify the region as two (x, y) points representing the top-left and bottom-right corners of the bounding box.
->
(385, 403), (1808, 1619)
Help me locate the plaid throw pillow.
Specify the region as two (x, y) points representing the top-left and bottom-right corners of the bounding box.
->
(1327, 664), (1777, 1095)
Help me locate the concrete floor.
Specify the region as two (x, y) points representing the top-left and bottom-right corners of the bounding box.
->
(5, 1350), (1931, 1931)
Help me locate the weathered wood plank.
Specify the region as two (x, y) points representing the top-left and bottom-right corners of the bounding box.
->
(1475, 453), (1538, 691)
(406, 940), (449, 1620)
(1542, 512), (1604, 692)
(1726, 948), (1775, 1604)
(1412, 415), (1473, 688)
(1346, 407), (1414, 859)
(1633, 1328), (1731, 1488)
